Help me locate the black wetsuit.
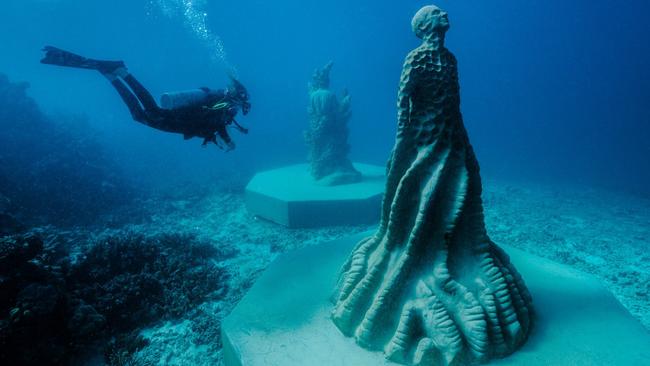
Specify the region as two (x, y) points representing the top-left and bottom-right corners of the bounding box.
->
(114, 75), (235, 145)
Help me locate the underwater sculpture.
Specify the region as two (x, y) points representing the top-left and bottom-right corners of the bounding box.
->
(305, 62), (362, 185)
(244, 62), (385, 228)
(332, 5), (533, 365)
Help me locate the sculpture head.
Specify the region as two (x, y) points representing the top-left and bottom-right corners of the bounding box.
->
(411, 5), (450, 40)
(310, 61), (334, 92)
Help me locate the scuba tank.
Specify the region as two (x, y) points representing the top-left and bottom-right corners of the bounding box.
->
(160, 88), (214, 109)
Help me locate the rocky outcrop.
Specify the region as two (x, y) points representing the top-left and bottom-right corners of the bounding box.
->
(0, 73), (131, 227)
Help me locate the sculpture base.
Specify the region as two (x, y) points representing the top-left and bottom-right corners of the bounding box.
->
(222, 233), (650, 366)
(245, 163), (385, 228)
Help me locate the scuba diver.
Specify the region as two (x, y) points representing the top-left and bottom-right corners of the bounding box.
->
(40, 46), (250, 150)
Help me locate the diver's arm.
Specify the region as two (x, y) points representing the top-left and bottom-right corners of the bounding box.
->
(231, 119), (249, 134)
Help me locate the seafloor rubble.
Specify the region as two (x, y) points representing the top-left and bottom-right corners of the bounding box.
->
(482, 179), (650, 331)
(126, 183), (650, 366)
(0, 179), (648, 365)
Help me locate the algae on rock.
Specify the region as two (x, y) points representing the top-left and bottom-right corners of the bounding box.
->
(332, 6), (533, 365)
(305, 62), (361, 186)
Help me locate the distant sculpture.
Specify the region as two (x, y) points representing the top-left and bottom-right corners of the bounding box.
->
(332, 6), (533, 366)
(305, 62), (362, 185)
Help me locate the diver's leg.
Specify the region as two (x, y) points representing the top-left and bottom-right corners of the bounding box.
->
(116, 69), (161, 112)
(107, 71), (176, 132)
(105, 74), (148, 123)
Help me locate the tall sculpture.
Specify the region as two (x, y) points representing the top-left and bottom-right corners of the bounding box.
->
(332, 6), (533, 366)
(306, 62), (362, 185)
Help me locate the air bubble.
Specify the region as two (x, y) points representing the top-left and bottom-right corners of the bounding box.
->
(150, 0), (234, 73)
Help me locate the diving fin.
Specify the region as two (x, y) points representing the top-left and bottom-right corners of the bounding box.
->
(41, 46), (125, 74)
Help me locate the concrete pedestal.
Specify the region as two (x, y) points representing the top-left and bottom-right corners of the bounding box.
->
(222, 233), (650, 366)
(245, 163), (385, 228)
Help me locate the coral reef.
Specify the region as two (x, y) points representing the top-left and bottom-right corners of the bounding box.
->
(332, 6), (533, 365)
(0, 230), (231, 365)
(305, 62), (361, 185)
(0, 234), (71, 365)
(68, 231), (231, 332)
(0, 73), (132, 227)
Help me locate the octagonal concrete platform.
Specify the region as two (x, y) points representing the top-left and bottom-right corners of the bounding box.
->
(222, 232), (650, 366)
(245, 163), (385, 228)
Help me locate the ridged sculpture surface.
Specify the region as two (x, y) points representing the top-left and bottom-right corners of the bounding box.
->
(332, 5), (533, 366)
(306, 62), (361, 185)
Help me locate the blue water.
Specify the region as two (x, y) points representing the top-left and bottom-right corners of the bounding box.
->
(1, 0), (648, 196)
(1, 2), (649, 365)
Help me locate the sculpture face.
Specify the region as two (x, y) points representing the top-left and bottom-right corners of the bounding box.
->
(411, 5), (450, 39)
